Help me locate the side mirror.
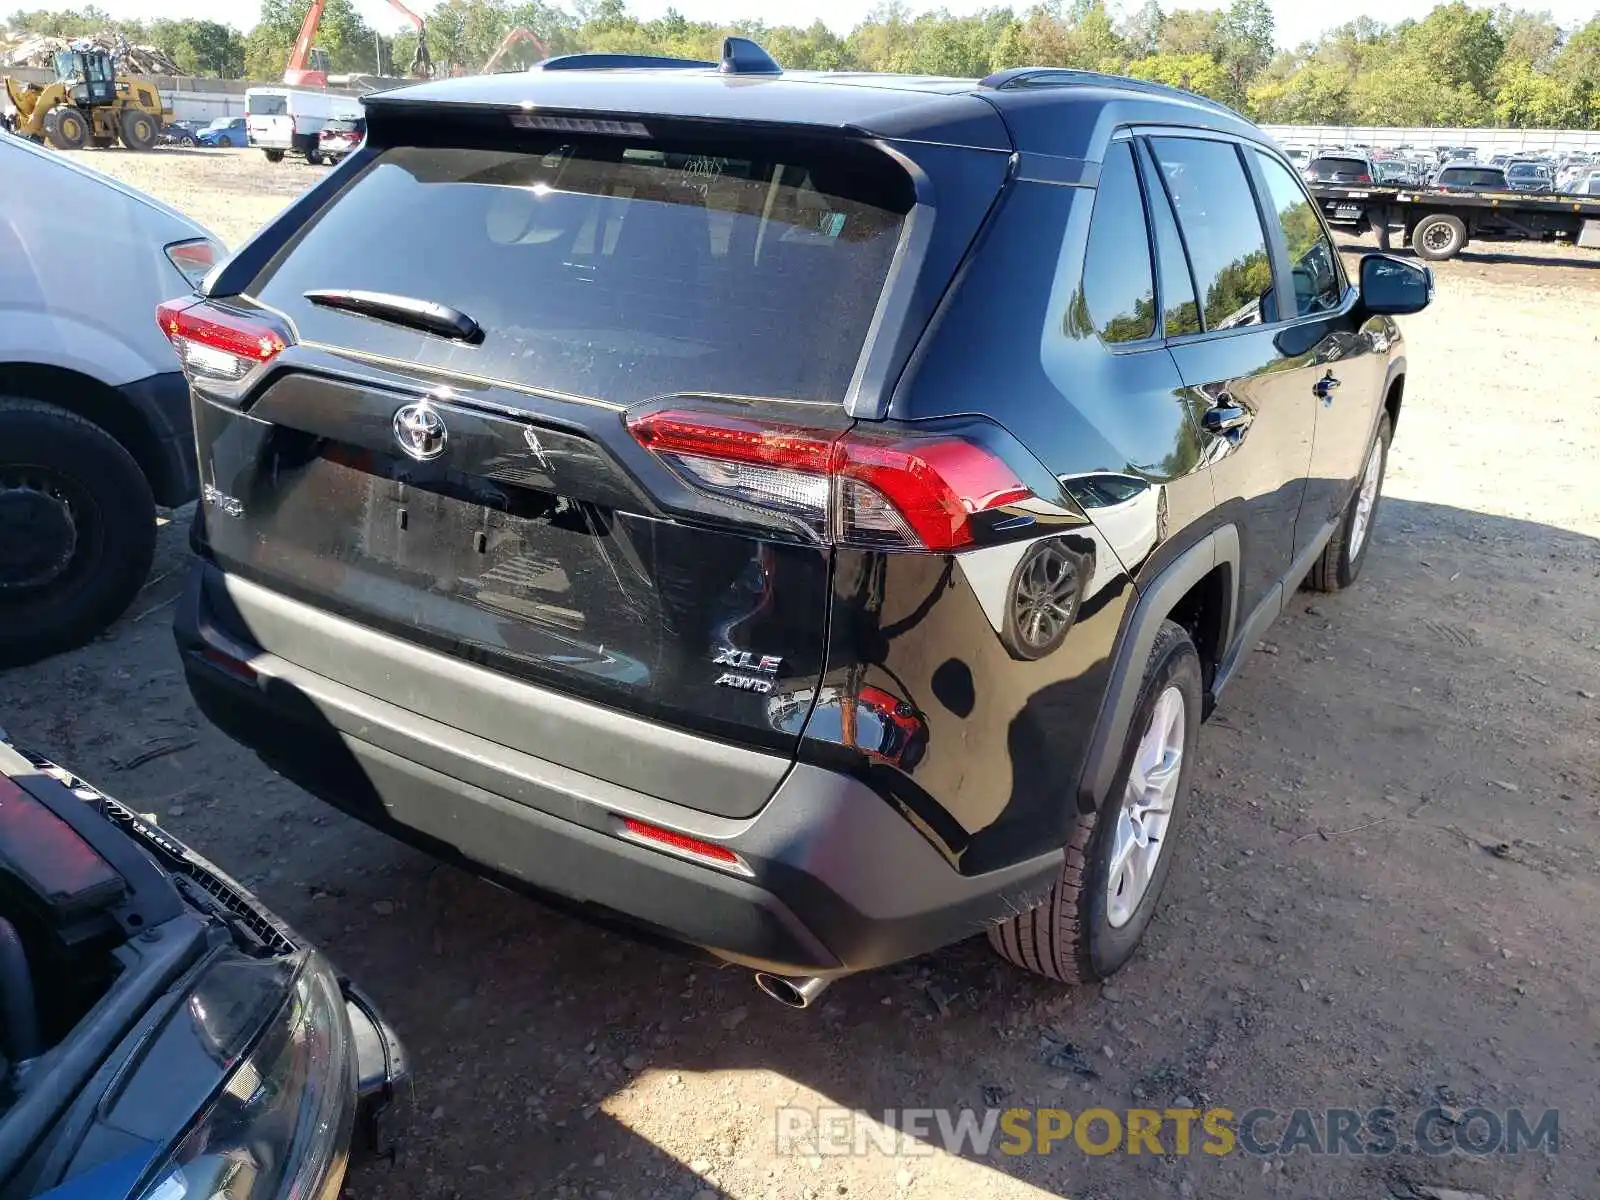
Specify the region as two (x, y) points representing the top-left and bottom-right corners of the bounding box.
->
(1360, 254), (1433, 315)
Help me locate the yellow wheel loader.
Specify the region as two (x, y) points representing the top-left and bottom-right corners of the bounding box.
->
(3, 47), (169, 151)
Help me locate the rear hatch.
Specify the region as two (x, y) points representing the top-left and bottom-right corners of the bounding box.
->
(1306, 156), (1373, 185)
(245, 92), (292, 148)
(177, 104), (1001, 811)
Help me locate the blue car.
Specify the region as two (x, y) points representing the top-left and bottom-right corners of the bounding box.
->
(196, 116), (246, 148)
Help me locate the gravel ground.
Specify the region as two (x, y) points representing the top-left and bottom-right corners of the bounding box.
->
(5, 145), (1600, 1200)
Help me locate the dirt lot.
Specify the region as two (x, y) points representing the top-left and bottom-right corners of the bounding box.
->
(5, 146), (1600, 1200)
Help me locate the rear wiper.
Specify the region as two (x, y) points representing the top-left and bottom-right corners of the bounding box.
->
(303, 289), (483, 344)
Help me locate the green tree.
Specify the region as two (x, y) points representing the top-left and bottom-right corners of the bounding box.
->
(1495, 6), (1560, 68)
(149, 18), (246, 77)
(1126, 51), (1230, 100)
(1492, 59), (1576, 126)
(1120, 0), (1164, 57)
(1215, 0), (1273, 99)
(1155, 7), (1221, 57)
(1401, 0), (1504, 95)
(1248, 59), (1352, 124)
(1550, 15), (1600, 129)
(243, 0), (377, 78)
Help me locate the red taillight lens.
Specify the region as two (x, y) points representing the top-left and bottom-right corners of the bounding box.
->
(627, 408), (1031, 552)
(156, 297), (290, 401)
(1355, 173), (1372, 184)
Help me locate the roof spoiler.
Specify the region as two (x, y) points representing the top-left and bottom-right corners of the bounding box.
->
(532, 36), (781, 76)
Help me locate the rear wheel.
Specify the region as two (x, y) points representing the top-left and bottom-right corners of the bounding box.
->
(1307, 412), (1391, 593)
(119, 107), (158, 151)
(305, 149), (324, 165)
(988, 620), (1202, 983)
(1412, 212), (1467, 261)
(44, 107), (88, 150)
(264, 149), (284, 163)
(0, 398), (156, 667)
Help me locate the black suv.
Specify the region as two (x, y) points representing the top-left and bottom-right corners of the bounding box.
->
(165, 41), (1431, 1004)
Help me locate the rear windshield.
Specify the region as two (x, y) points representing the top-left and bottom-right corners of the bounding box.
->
(252, 136), (912, 405)
(247, 94), (288, 116)
(322, 118), (363, 134)
(1440, 168), (1505, 187)
(1308, 157), (1369, 179)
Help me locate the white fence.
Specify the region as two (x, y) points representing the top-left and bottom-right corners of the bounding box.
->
(1261, 124), (1600, 155)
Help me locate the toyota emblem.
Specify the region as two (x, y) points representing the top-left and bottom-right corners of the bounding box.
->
(393, 402), (448, 462)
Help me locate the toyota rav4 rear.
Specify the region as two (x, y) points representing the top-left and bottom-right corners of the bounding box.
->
(171, 52), (1399, 999)
(170, 64), (1079, 991)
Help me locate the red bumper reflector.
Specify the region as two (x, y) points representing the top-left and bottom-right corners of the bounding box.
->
(620, 818), (741, 867)
(201, 646), (259, 684)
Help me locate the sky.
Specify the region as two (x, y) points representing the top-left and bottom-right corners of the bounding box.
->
(74, 0), (1600, 46)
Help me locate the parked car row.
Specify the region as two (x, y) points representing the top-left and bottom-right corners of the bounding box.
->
(156, 116), (248, 148)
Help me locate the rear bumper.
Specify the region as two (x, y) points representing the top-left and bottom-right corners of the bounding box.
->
(176, 562), (1061, 976)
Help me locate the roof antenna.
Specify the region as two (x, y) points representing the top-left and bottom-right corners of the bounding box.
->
(719, 36), (782, 75)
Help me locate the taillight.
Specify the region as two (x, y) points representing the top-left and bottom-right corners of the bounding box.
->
(627, 407), (1032, 552)
(1355, 173), (1372, 184)
(156, 297), (290, 402)
(164, 238), (219, 289)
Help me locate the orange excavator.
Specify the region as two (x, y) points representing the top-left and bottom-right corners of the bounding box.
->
(480, 27), (549, 73)
(284, 0), (433, 87)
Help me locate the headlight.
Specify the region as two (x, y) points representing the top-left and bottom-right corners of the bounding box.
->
(134, 953), (355, 1200)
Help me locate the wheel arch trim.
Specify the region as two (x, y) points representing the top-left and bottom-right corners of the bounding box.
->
(1075, 525), (1239, 814)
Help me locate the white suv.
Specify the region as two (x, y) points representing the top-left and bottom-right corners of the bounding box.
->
(0, 134), (222, 666)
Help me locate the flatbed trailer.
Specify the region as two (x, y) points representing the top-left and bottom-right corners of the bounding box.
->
(1308, 181), (1600, 261)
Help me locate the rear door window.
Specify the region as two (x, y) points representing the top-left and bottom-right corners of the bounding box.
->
(251, 137), (912, 406)
(1253, 152), (1343, 318)
(1149, 137), (1278, 331)
(1138, 147), (1201, 338)
(247, 93), (287, 116)
(1076, 141), (1155, 345)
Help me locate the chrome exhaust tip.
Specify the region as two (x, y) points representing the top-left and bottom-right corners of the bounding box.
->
(753, 972), (831, 1009)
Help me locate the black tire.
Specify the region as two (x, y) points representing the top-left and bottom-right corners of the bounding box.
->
(45, 107), (87, 151)
(119, 108), (158, 151)
(305, 149), (323, 166)
(1306, 412), (1391, 593)
(1411, 213), (1466, 261)
(0, 398), (156, 668)
(988, 620), (1203, 983)
(264, 149), (284, 163)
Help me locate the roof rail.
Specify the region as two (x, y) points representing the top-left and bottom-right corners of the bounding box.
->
(719, 36), (781, 75)
(534, 52), (715, 71)
(979, 66), (1239, 117)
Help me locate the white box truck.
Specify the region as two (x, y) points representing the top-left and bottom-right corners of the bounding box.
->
(245, 87), (363, 165)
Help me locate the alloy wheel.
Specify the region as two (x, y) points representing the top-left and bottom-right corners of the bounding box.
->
(1106, 686), (1185, 929)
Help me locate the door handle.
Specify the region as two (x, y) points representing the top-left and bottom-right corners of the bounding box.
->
(1202, 404), (1252, 434)
(1314, 374), (1341, 402)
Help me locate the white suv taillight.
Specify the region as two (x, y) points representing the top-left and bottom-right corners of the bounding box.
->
(155, 297), (291, 402)
(163, 238), (221, 289)
(627, 408), (1033, 552)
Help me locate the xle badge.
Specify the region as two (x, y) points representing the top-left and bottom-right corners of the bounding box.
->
(712, 648), (783, 694)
